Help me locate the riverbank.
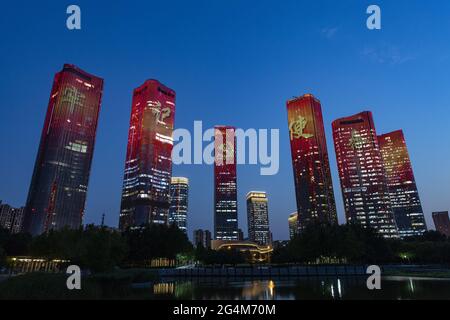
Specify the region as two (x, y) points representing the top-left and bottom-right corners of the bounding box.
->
(1, 264), (449, 299)
(0, 269), (159, 299)
(157, 264), (450, 278)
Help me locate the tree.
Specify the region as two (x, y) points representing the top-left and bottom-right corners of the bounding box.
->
(0, 227), (32, 257)
(123, 224), (193, 263)
(30, 225), (128, 273)
(0, 246), (5, 268)
(200, 248), (246, 265)
(274, 222), (394, 264)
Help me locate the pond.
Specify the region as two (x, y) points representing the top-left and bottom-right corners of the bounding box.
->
(137, 276), (450, 300)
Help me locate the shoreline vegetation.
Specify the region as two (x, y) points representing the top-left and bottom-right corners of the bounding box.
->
(1, 223), (450, 298)
(1, 264), (450, 299)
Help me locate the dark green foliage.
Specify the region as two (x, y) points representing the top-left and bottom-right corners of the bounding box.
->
(30, 225), (128, 273)
(196, 247), (246, 265)
(122, 224), (193, 262)
(0, 227), (32, 256)
(273, 223), (393, 264)
(0, 246), (5, 268)
(272, 223), (450, 264)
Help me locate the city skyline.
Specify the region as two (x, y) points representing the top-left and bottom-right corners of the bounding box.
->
(1, 1), (450, 240)
(1, 65), (448, 240)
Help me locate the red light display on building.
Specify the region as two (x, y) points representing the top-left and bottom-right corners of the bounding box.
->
(119, 79), (176, 230)
(286, 94), (337, 230)
(214, 125), (238, 240)
(23, 64), (104, 235)
(378, 130), (427, 237)
(332, 111), (398, 238)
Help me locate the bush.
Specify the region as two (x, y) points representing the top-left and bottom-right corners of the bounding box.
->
(123, 224), (193, 263)
(273, 223), (394, 264)
(30, 225), (128, 273)
(0, 246), (6, 268)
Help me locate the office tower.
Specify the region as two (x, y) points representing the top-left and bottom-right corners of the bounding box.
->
(23, 64), (103, 236)
(169, 177), (189, 233)
(332, 111), (398, 238)
(286, 94), (337, 231)
(214, 126), (238, 240)
(288, 212), (298, 240)
(378, 130), (427, 237)
(246, 191), (271, 245)
(119, 80), (175, 230)
(432, 211), (450, 237)
(0, 202), (25, 234)
(193, 229), (212, 249)
(238, 229), (244, 241)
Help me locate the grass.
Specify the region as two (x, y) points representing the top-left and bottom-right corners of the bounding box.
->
(0, 268), (159, 300)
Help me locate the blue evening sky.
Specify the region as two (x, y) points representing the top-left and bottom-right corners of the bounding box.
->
(1, 1), (449, 240)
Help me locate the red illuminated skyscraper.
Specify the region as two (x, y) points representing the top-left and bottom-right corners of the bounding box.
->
(23, 64), (104, 236)
(287, 94), (337, 231)
(378, 130), (426, 237)
(119, 80), (175, 230)
(214, 126), (238, 240)
(332, 111), (398, 238)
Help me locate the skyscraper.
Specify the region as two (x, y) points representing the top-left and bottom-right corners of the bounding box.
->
(0, 201), (25, 234)
(119, 79), (175, 230)
(193, 229), (212, 249)
(286, 94), (337, 230)
(378, 130), (427, 237)
(23, 64), (103, 235)
(214, 125), (238, 240)
(432, 211), (450, 237)
(332, 111), (398, 238)
(169, 177), (189, 233)
(246, 191), (271, 245)
(288, 212), (298, 240)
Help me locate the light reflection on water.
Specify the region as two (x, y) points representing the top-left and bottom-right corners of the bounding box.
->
(145, 276), (450, 300)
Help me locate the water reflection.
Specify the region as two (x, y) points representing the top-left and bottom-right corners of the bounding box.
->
(143, 276), (450, 300)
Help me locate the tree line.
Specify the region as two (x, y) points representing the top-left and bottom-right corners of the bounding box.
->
(272, 223), (450, 264)
(1, 222), (450, 273)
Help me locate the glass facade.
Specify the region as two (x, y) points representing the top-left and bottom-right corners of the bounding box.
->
(169, 177), (189, 233)
(332, 111), (398, 238)
(193, 229), (212, 249)
(246, 191), (271, 246)
(288, 211), (298, 240)
(287, 94), (337, 231)
(119, 79), (175, 230)
(432, 211), (450, 237)
(378, 130), (427, 238)
(214, 126), (238, 240)
(0, 202), (24, 234)
(23, 64), (103, 236)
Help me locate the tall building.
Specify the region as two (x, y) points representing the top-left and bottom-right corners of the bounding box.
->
(169, 177), (189, 233)
(193, 229), (212, 249)
(119, 80), (175, 230)
(432, 211), (450, 237)
(332, 111), (398, 238)
(378, 130), (427, 237)
(23, 64), (103, 236)
(288, 211), (298, 240)
(214, 126), (238, 240)
(0, 202), (25, 234)
(286, 94), (337, 231)
(246, 191), (271, 245)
